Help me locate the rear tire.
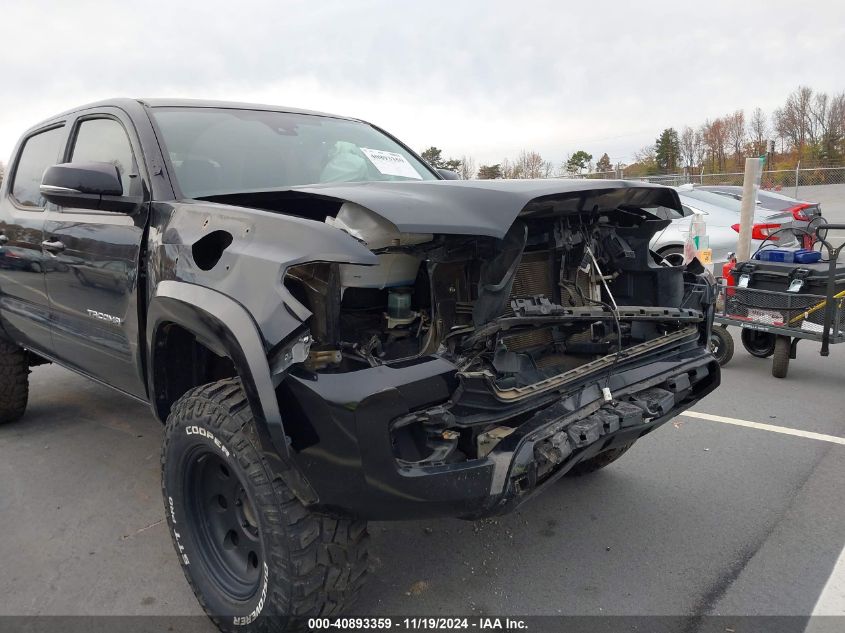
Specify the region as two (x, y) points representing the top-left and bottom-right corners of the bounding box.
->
(565, 442), (634, 476)
(161, 378), (369, 632)
(709, 325), (734, 366)
(772, 336), (790, 378)
(0, 339), (29, 424)
(741, 329), (776, 358)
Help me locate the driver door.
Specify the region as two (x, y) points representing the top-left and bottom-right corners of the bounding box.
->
(43, 110), (150, 398)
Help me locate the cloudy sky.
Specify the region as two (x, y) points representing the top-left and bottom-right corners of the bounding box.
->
(1, 0), (843, 169)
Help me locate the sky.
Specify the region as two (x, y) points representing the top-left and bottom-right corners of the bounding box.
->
(1, 0), (844, 170)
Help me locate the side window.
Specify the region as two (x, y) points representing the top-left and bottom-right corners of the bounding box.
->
(10, 127), (65, 208)
(70, 118), (136, 195)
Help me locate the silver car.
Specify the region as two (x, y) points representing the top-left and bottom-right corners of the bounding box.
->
(698, 185), (822, 248)
(650, 185), (797, 266)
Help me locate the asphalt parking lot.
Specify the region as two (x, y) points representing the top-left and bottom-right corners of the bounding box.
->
(1, 328), (843, 631)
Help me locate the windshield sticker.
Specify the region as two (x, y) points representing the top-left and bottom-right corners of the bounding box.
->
(360, 148), (423, 180)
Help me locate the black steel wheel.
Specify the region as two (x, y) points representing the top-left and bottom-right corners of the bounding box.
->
(183, 448), (263, 601)
(741, 329), (776, 358)
(709, 325), (734, 366)
(162, 378), (369, 632)
(772, 336), (791, 378)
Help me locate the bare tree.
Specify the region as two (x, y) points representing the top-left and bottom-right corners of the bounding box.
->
(633, 145), (656, 164)
(748, 107), (768, 156)
(813, 91), (845, 162)
(773, 86), (814, 153)
(727, 110), (746, 168)
(693, 127), (707, 170)
(514, 150), (553, 178)
(500, 151), (553, 179)
(501, 157), (520, 179)
(679, 126), (696, 169)
(458, 155), (476, 180)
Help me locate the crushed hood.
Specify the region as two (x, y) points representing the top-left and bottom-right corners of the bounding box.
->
(286, 179), (681, 239)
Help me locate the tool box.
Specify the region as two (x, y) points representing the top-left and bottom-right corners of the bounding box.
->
(730, 258), (845, 296)
(753, 248), (822, 264)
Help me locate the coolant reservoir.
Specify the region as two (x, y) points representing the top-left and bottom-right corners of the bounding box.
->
(326, 203), (432, 289)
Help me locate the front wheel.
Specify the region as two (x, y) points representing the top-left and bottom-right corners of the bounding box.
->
(161, 378), (369, 632)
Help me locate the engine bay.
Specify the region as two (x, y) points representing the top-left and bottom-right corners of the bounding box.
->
(283, 199), (714, 391)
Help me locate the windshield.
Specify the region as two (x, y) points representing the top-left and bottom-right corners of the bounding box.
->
(151, 107), (438, 198)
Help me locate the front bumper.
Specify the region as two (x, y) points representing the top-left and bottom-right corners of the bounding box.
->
(277, 343), (719, 521)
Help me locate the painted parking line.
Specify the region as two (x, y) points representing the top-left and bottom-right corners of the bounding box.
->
(809, 545), (845, 618)
(684, 408), (845, 630)
(681, 411), (845, 446)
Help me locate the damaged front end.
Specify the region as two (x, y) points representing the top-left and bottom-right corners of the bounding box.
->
(271, 186), (719, 519)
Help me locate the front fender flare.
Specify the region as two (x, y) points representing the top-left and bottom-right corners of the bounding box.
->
(148, 281), (287, 457)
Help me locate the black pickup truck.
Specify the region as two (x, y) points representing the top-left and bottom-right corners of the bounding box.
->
(0, 98), (720, 631)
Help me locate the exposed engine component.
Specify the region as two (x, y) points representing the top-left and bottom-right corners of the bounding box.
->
(285, 205), (714, 390)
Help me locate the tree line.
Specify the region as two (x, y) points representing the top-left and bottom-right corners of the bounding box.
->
(626, 86), (845, 177)
(422, 84), (845, 180)
(421, 145), (603, 180)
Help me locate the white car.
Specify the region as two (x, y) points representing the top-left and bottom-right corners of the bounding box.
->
(650, 186), (798, 266)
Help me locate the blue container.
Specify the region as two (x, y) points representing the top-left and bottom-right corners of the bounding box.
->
(754, 248), (821, 264)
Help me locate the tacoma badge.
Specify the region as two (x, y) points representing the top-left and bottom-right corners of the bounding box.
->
(86, 309), (122, 325)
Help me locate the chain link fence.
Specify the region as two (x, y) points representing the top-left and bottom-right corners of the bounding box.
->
(561, 163), (845, 222)
(609, 165), (845, 194)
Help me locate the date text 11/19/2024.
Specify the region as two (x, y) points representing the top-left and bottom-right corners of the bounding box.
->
(308, 617), (529, 630)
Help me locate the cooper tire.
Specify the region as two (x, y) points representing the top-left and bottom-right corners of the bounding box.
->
(161, 378), (369, 632)
(0, 339), (29, 424)
(565, 442), (634, 476)
(772, 336), (790, 378)
(709, 325), (734, 366)
(741, 329), (776, 358)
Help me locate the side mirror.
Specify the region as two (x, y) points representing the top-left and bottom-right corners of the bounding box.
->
(40, 162), (141, 213)
(437, 169), (461, 180)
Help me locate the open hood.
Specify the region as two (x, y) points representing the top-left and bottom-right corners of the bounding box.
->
(204, 179), (683, 240)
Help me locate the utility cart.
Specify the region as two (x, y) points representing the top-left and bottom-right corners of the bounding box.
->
(709, 224), (845, 377)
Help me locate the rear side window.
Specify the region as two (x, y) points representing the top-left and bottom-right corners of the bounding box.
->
(11, 127), (64, 208)
(70, 118), (136, 195)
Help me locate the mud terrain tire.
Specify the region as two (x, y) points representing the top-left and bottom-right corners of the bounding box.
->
(162, 378), (369, 632)
(0, 339), (29, 424)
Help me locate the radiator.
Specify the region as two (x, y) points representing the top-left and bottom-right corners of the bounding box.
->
(503, 251), (555, 351)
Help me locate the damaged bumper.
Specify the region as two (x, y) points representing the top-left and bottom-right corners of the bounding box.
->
(277, 341), (719, 521)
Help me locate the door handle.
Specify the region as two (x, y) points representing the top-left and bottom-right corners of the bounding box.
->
(41, 239), (66, 254)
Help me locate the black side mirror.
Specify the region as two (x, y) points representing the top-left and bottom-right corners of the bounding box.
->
(40, 162), (141, 213)
(437, 169), (461, 180)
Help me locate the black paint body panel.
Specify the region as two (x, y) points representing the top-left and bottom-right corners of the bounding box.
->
(0, 98), (720, 522)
